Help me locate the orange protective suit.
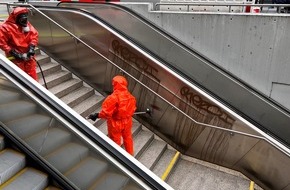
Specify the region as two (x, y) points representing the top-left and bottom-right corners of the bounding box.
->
(99, 76), (137, 155)
(0, 7), (39, 81)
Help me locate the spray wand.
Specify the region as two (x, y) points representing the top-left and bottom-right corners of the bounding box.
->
(134, 108), (152, 116)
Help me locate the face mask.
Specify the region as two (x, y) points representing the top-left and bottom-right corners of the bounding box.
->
(22, 26), (30, 33)
(16, 13), (28, 27)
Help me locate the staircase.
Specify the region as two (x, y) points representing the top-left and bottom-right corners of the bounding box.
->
(32, 49), (255, 190)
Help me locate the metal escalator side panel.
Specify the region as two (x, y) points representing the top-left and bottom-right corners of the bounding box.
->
(57, 2), (290, 147)
(24, 5), (290, 190)
(28, 7), (262, 157)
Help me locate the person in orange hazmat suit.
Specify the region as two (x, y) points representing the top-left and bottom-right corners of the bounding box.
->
(0, 7), (39, 81)
(88, 75), (137, 156)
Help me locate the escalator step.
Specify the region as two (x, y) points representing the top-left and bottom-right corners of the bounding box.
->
(0, 149), (26, 185)
(0, 89), (21, 104)
(45, 142), (89, 173)
(123, 183), (144, 190)
(65, 157), (108, 189)
(90, 172), (128, 190)
(91, 172), (129, 190)
(0, 167), (48, 190)
(25, 128), (71, 156)
(0, 101), (37, 123)
(6, 114), (53, 139)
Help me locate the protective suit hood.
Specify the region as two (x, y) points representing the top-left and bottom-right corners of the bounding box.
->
(7, 7), (29, 24)
(112, 75), (128, 91)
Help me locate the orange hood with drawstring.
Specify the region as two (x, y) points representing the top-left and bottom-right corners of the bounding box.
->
(99, 76), (136, 120)
(0, 7), (39, 81)
(0, 7), (38, 54)
(6, 7), (29, 25)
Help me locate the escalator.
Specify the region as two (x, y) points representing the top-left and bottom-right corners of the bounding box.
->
(0, 54), (172, 190)
(0, 133), (61, 189)
(1, 2), (290, 190)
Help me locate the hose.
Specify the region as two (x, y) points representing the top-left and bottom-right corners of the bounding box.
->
(7, 55), (48, 89)
(33, 57), (48, 89)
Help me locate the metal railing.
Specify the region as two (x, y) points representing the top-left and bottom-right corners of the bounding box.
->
(155, 2), (290, 13)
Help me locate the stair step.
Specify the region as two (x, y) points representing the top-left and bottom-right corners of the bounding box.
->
(0, 89), (21, 104)
(138, 139), (167, 170)
(0, 149), (26, 185)
(35, 54), (50, 65)
(132, 121), (143, 136)
(61, 86), (94, 107)
(87, 101), (122, 124)
(73, 95), (104, 117)
(133, 130), (154, 158)
(88, 107), (104, 127)
(49, 78), (83, 98)
(24, 128), (71, 156)
(38, 70), (72, 89)
(152, 149), (177, 178)
(65, 157), (108, 189)
(94, 120), (107, 134)
(45, 142), (89, 173)
(35, 47), (41, 55)
(0, 101), (37, 123)
(37, 61), (61, 77)
(0, 167), (48, 190)
(6, 114), (53, 139)
(166, 158), (250, 190)
(97, 119), (142, 137)
(90, 172), (128, 190)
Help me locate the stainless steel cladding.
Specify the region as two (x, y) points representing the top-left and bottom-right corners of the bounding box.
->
(29, 6), (290, 190)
